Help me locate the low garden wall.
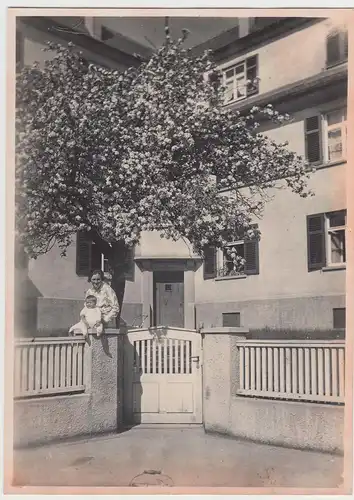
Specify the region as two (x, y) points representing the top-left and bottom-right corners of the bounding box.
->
(13, 330), (124, 448)
(202, 327), (345, 454)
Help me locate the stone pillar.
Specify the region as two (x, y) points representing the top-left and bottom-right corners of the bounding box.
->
(184, 260), (196, 329)
(141, 269), (153, 328)
(84, 329), (124, 433)
(201, 327), (248, 434)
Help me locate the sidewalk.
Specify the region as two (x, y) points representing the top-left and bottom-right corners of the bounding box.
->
(13, 426), (343, 488)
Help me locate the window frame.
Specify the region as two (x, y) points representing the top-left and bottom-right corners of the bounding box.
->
(219, 240), (246, 277)
(306, 210), (347, 272)
(322, 108), (347, 164)
(305, 107), (347, 166)
(221, 54), (259, 105)
(326, 29), (348, 69)
(216, 226), (259, 279)
(325, 210), (347, 267)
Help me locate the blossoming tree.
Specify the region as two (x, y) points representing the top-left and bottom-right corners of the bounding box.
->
(16, 28), (311, 317)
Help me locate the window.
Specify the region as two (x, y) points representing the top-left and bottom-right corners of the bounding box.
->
(203, 227), (259, 280)
(222, 55), (259, 104)
(304, 108), (347, 165)
(221, 241), (246, 276)
(76, 231), (135, 280)
(307, 210), (346, 271)
(222, 312), (241, 327)
(333, 308), (345, 329)
(326, 29), (348, 68)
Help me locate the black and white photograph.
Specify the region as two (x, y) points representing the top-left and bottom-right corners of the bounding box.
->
(5, 8), (353, 493)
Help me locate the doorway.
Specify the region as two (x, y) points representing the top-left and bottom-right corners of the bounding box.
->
(154, 271), (184, 328)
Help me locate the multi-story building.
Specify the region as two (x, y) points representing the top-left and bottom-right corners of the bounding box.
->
(17, 16), (347, 336)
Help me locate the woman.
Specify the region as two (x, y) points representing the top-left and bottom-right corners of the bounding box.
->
(85, 269), (120, 327)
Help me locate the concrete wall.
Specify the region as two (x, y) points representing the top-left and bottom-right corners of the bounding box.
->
(218, 17), (347, 95)
(14, 331), (124, 447)
(202, 328), (344, 453)
(34, 297), (142, 332)
(197, 294), (346, 330)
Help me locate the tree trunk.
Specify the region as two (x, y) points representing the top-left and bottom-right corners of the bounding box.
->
(109, 241), (127, 328)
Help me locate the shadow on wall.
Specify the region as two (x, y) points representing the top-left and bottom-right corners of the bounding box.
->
(14, 269), (42, 337)
(123, 332), (142, 427)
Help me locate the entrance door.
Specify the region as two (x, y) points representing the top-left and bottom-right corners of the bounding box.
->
(154, 271), (184, 328)
(124, 327), (203, 424)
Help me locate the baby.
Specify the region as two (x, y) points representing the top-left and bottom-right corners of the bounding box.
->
(69, 295), (103, 338)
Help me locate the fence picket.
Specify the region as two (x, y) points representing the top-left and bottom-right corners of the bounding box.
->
(250, 347), (256, 390)
(236, 340), (345, 404)
(14, 338), (86, 399)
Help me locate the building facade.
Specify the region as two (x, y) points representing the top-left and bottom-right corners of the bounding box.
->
(16, 16), (347, 336)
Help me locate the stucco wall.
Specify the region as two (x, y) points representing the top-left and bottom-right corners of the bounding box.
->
(27, 242), (143, 303)
(195, 163), (346, 306)
(14, 333), (124, 447)
(197, 295), (345, 330)
(34, 297), (143, 332)
(202, 329), (344, 453)
(20, 20), (129, 71)
(219, 17), (347, 96)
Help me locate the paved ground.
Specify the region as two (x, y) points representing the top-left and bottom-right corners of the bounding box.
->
(13, 426), (343, 489)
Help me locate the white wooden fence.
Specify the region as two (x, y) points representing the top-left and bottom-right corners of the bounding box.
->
(14, 337), (86, 399)
(236, 340), (345, 404)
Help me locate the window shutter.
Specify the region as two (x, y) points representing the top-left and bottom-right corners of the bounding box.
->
(203, 246), (217, 280)
(326, 32), (341, 67)
(91, 241), (102, 271)
(246, 55), (259, 96)
(76, 231), (92, 277)
(305, 116), (322, 164)
(125, 247), (135, 281)
(307, 214), (326, 271)
(244, 239), (259, 275)
(343, 31), (348, 60)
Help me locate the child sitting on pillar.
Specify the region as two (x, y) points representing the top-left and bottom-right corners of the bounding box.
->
(69, 295), (103, 338)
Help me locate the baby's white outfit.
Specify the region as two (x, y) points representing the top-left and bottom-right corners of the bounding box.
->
(69, 306), (103, 337)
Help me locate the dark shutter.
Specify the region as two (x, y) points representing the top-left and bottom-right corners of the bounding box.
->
(246, 55), (259, 96)
(326, 32), (341, 67)
(76, 231), (92, 277)
(305, 116), (322, 164)
(307, 214), (326, 271)
(125, 247), (135, 281)
(203, 246), (217, 280)
(91, 241), (102, 271)
(343, 31), (348, 60)
(244, 239), (259, 275)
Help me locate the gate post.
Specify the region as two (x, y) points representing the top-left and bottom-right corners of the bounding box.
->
(85, 328), (125, 433)
(201, 327), (249, 434)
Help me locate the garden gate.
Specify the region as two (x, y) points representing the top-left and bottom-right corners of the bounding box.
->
(123, 327), (202, 424)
